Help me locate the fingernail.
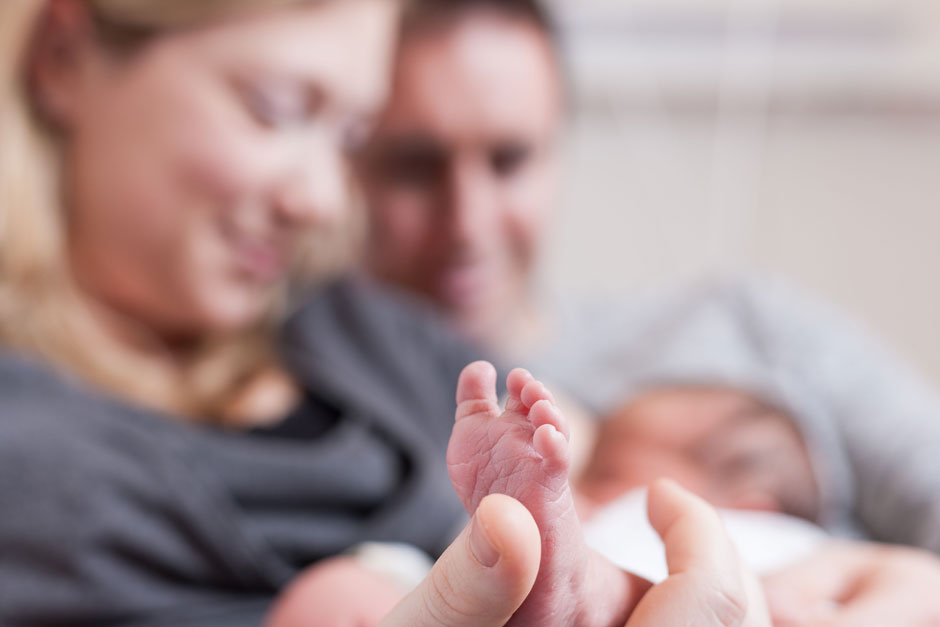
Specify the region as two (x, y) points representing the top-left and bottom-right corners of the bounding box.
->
(469, 514), (500, 567)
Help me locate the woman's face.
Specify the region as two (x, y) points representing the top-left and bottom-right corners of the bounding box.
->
(357, 12), (563, 341)
(44, 0), (397, 339)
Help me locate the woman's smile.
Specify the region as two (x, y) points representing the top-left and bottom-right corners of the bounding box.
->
(222, 221), (291, 283)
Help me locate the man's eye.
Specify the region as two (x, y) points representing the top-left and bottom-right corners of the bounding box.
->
(490, 144), (531, 178)
(390, 155), (445, 187)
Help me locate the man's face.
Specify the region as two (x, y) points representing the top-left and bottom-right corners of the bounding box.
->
(578, 387), (821, 522)
(357, 11), (563, 342)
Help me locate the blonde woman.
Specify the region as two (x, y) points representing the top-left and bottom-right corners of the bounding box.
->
(0, 1), (769, 626)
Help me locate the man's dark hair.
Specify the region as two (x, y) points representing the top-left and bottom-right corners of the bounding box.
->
(401, 0), (562, 61)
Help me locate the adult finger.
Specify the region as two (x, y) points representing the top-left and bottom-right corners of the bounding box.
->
(762, 542), (877, 625)
(380, 494), (540, 627)
(771, 545), (940, 627)
(628, 479), (770, 627)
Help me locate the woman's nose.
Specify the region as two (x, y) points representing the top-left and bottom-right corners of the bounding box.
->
(272, 134), (349, 228)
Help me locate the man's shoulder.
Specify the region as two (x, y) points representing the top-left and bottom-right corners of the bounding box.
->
(280, 275), (492, 441)
(284, 274), (477, 365)
(292, 274), (452, 335)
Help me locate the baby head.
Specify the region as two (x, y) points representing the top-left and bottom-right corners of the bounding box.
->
(576, 386), (820, 522)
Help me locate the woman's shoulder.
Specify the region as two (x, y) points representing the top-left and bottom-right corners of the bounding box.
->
(0, 349), (176, 459)
(0, 349), (217, 541)
(0, 350), (91, 425)
(0, 351), (117, 516)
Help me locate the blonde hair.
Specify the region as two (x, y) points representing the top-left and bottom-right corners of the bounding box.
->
(0, 0), (362, 422)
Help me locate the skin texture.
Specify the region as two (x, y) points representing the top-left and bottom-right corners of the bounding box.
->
(448, 363), (588, 625)
(359, 11), (562, 351)
(576, 387), (820, 523)
(449, 362), (646, 627)
(386, 482), (771, 627)
(447, 362), (770, 627)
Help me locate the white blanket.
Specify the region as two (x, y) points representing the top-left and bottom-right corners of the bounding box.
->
(584, 488), (828, 583)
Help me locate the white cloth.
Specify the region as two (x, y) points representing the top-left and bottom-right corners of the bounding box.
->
(584, 488), (828, 583)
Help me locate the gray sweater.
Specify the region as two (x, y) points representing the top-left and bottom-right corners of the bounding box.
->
(0, 277), (486, 627)
(530, 276), (940, 549)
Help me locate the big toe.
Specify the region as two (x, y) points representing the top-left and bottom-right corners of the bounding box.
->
(456, 361), (500, 421)
(380, 494), (541, 627)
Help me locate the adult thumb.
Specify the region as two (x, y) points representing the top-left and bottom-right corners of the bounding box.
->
(380, 494), (540, 627)
(627, 479), (771, 627)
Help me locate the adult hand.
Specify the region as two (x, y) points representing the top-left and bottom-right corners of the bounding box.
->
(268, 493), (539, 627)
(266, 555), (406, 627)
(385, 479), (769, 627)
(627, 479), (771, 627)
(764, 541), (940, 626)
(380, 493), (541, 627)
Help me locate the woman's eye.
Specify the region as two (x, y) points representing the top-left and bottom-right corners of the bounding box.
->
(241, 80), (317, 129)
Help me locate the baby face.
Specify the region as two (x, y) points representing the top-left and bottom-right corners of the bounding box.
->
(577, 387), (820, 522)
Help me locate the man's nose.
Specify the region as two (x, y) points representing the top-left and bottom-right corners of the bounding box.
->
(442, 157), (497, 251)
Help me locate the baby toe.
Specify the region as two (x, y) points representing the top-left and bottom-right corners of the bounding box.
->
(456, 361), (500, 421)
(529, 398), (570, 440)
(533, 423), (570, 472)
(504, 368), (535, 415)
(520, 379), (555, 410)
(506, 368), (534, 401)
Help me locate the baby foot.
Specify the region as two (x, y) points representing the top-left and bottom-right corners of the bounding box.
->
(447, 362), (599, 626)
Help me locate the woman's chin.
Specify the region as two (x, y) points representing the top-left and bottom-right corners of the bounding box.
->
(192, 289), (278, 336)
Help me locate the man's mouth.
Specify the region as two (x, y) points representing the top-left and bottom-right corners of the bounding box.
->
(435, 262), (493, 308)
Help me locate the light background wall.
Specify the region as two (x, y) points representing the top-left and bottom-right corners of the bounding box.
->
(542, 0), (940, 388)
